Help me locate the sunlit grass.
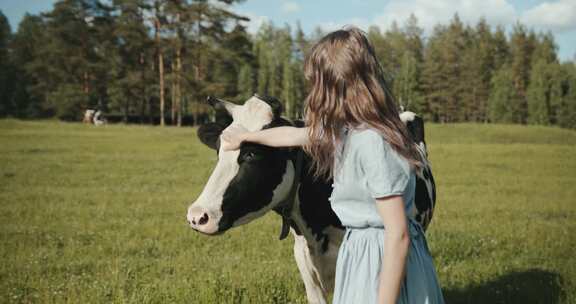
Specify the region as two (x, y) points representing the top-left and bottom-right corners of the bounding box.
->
(0, 119), (574, 303)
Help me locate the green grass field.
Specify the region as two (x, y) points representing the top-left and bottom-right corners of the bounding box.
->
(1, 119), (575, 304)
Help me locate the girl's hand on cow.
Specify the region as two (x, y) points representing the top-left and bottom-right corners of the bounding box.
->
(221, 124), (249, 151)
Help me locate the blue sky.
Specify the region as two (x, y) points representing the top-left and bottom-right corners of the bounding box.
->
(1, 0), (575, 61)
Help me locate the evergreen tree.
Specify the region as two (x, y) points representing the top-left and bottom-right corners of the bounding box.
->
(292, 21), (307, 117)
(509, 23), (536, 123)
(255, 21), (273, 95)
(237, 63), (255, 100)
(421, 24), (448, 122)
(218, 23), (254, 102)
(394, 52), (421, 112)
(108, 0), (155, 122)
(254, 22), (292, 102)
(403, 13), (423, 61)
(294, 21), (309, 60)
(24, 0), (118, 119)
(444, 15), (470, 122)
(532, 31), (557, 64)
(492, 25), (510, 71)
(0, 10), (14, 116)
(461, 18), (495, 122)
(2, 1), (574, 130)
(394, 14), (424, 114)
(309, 25), (326, 43)
(488, 64), (523, 123)
(527, 60), (553, 124)
(526, 32), (561, 125)
(292, 58), (305, 119)
(282, 58), (297, 119)
(9, 14), (46, 117)
(382, 21), (405, 76)
(557, 62), (576, 129)
(421, 14), (468, 123)
(271, 24), (292, 98)
(367, 25), (387, 62)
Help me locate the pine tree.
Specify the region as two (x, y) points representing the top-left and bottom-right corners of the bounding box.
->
(271, 25), (292, 99)
(292, 58), (305, 119)
(403, 13), (423, 61)
(422, 14), (468, 123)
(292, 21), (307, 117)
(9, 14), (46, 118)
(462, 18), (495, 122)
(492, 26), (510, 70)
(237, 63), (255, 101)
(444, 15), (469, 122)
(395, 14), (424, 114)
(527, 60), (552, 124)
(488, 65), (523, 123)
(532, 31), (557, 64)
(526, 32), (561, 125)
(0, 10), (13, 116)
(254, 22), (292, 103)
(368, 26), (389, 75)
(255, 21), (273, 95)
(421, 24), (448, 122)
(382, 21), (405, 76)
(294, 21), (309, 60)
(108, 0), (154, 123)
(509, 23), (536, 123)
(394, 52), (421, 112)
(32, 0), (114, 119)
(282, 58), (297, 119)
(4, 1), (574, 130)
(557, 62), (576, 129)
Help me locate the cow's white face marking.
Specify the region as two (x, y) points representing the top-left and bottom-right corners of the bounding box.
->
(227, 96), (275, 131)
(187, 96), (289, 234)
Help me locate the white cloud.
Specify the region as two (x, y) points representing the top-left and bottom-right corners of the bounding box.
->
(316, 0), (576, 37)
(521, 0), (576, 33)
(371, 0), (517, 34)
(236, 11), (270, 34)
(281, 1), (301, 14)
(318, 17), (373, 33)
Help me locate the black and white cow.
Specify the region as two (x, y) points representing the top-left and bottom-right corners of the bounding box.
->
(186, 94), (436, 304)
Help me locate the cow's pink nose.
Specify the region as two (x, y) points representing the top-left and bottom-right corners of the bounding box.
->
(187, 207), (210, 226)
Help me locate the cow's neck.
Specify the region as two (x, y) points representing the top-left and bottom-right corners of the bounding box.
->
(272, 149), (304, 240)
(274, 153), (344, 255)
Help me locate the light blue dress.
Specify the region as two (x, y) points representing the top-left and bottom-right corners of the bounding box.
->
(328, 126), (445, 304)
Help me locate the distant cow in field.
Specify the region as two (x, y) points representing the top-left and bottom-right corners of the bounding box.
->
(186, 94), (436, 304)
(83, 109), (95, 124)
(83, 109), (106, 125)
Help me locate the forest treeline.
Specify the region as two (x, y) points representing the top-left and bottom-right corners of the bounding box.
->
(0, 0), (575, 128)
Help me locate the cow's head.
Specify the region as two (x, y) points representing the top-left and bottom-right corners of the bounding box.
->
(187, 94), (296, 235)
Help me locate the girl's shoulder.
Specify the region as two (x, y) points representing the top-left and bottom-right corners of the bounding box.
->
(348, 126), (390, 148)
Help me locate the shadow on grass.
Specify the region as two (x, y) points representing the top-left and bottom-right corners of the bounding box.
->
(443, 269), (566, 304)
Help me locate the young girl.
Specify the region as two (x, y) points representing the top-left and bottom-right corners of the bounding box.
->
(221, 26), (445, 304)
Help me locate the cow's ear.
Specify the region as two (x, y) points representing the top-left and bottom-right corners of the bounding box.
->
(197, 122), (227, 150)
(214, 106), (233, 126)
(253, 94), (283, 118)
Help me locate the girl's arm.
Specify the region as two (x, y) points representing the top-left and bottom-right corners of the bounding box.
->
(375, 195), (410, 304)
(221, 125), (310, 151)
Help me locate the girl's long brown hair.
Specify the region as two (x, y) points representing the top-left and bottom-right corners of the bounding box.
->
(302, 25), (424, 182)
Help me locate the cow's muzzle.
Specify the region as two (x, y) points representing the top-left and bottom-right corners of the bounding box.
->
(187, 206), (219, 234)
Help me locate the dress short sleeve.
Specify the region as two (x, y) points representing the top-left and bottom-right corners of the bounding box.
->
(356, 129), (410, 199)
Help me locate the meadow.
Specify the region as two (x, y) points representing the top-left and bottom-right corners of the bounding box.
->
(0, 119), (575, 304)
